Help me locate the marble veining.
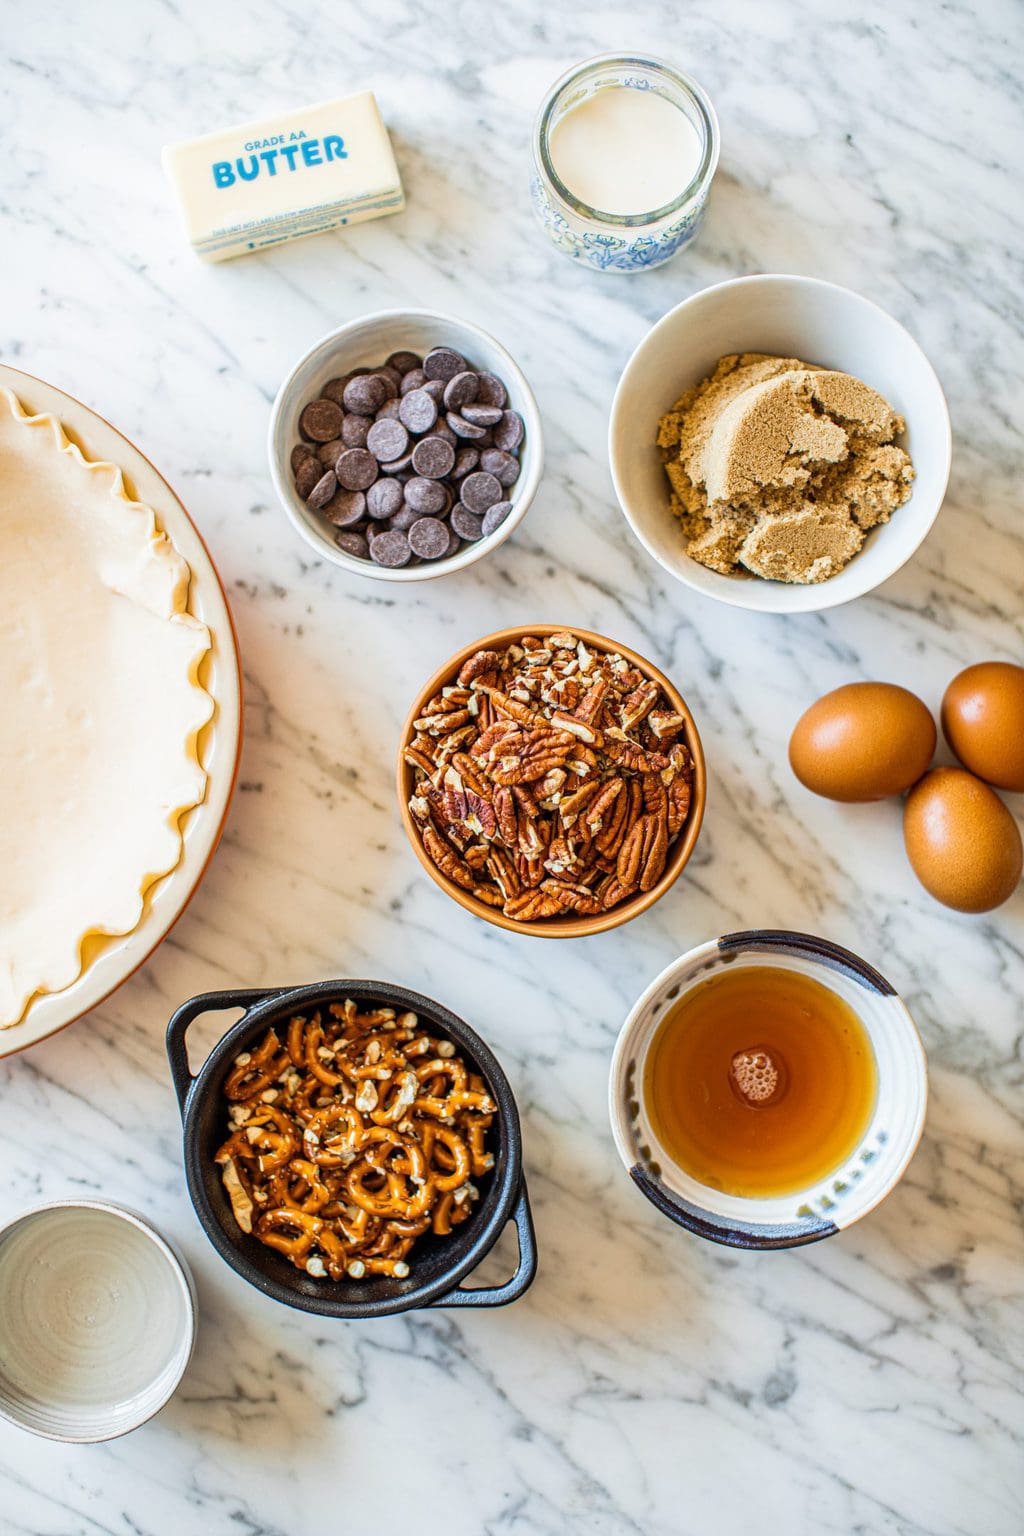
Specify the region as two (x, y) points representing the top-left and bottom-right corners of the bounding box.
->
(1, 0), (1023, 1532)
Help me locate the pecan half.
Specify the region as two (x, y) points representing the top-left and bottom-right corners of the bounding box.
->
(475, 686), (541, 730)
(458, 649), (501, 687)
(668, 776), (692, 838)
(492, 785), (518, 847)
(504, 890), (563, 922)
(540, 879), (602, 916)
(421, 825), (475, 890)
(413, 707), (471, 737)
(583, 778), (623, 835)
(636, 812), (669, 892)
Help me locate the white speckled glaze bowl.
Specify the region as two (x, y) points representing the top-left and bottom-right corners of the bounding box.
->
(268, 309), (543, 582)
(609, 931), (928, 1249)
(609, 275), (952, 613)
(0, 1201), (196, 1441)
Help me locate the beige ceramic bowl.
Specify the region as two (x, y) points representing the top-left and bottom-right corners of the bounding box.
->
(396, 624), (706, 937)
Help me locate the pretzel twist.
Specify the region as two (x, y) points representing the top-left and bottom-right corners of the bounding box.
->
(216, 1003), (494, 1283)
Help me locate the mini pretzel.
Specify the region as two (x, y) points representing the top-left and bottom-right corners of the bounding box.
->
(215, 1001), (495, 1284)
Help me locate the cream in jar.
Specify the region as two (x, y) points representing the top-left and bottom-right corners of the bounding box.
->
(531, 56), (719, 272)
(548, 85), (703, 217)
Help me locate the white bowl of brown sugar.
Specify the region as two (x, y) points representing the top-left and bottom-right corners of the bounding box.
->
(609, 275), (951, 614)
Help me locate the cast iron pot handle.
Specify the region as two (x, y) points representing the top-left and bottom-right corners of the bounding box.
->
(166, 987), (289, 1118)
(432, 1177), (537, 1308)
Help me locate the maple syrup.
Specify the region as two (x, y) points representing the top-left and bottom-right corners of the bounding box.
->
(644, 965), (877, 1198)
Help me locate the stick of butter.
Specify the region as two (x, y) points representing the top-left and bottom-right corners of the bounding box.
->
(162, 92), (404, 262)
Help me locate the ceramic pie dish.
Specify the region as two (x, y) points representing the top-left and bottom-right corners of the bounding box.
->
(166, 979), (537, 1316)
(0, 365), (242, 1059)
(396, 624), (707, 937)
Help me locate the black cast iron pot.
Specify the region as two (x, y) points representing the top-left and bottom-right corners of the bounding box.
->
(166, 979), (537, 1317)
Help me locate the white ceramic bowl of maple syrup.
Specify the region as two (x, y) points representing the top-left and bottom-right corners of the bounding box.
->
(609, 930), (927, 1249)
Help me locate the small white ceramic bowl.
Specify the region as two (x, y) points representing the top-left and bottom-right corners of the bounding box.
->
(609, 275), (951, 613)
(609, 931), (927, 1249)
(0, 1200), (196, 1441)
(268, 309), (543, 582)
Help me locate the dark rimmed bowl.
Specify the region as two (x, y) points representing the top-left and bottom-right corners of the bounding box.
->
(609, 931), (927, 1250)
(166, 979), (536, 1316)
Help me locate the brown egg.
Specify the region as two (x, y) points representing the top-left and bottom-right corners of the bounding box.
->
(789, 682), (936, 802)
(941, 661), (1024, 793)
(903, 767), (1022, 912)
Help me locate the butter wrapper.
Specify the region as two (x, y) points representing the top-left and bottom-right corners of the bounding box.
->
(162, 91), (404, 262)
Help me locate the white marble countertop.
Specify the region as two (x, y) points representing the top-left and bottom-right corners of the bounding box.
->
(2, 1), (1022, 1532)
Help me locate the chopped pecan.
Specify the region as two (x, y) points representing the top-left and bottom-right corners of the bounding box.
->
(516, 805), (545, 858)
(550, 710), (602, 745)
(565, 744), (600, 778)
(403, 745), (436, 777)
(547, 676), (581, 712)
(648, 709), (686, 741)
(436, 724), (477, 763)
(619, 680), (660, 731)
(537, 767), (566, 802)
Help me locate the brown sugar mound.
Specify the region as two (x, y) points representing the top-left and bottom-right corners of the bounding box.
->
(656, 353), (915, 584)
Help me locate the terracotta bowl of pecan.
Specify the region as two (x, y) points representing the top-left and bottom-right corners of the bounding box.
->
(397, 626), (706, 937)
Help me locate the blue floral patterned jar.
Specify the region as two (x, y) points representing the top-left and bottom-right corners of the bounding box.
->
(531, 55), (719, 274)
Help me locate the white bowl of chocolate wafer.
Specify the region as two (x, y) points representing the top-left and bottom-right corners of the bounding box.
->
(269, 309), (543, 582)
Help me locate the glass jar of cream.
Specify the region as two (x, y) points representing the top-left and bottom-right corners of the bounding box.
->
(531, 54), (719, 273)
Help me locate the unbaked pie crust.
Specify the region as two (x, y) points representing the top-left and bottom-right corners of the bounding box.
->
(0, 387), (213, 1027)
